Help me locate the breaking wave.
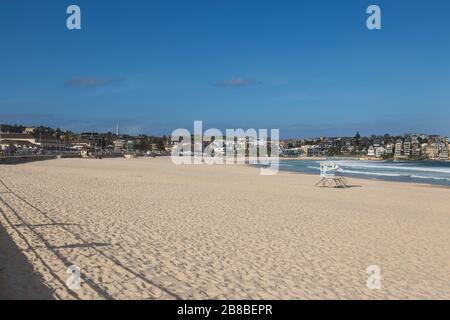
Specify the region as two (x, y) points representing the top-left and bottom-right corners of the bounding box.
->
(280, 159), (450, 186)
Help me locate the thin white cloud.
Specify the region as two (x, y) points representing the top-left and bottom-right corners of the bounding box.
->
(65, 77), (121, 88)
(214, 77), (260, 88)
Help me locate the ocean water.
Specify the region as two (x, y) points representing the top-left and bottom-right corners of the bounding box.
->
(278, 159), (450, 187)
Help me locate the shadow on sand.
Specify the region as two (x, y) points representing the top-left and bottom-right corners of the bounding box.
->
(316, 184), (363, 189)
(0, 225), (55, 300)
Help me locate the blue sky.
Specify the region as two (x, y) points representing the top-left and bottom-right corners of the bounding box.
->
(0, 0), (449, 137)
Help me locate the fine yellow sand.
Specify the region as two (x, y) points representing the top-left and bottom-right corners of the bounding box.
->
(0, 157), (449, 300)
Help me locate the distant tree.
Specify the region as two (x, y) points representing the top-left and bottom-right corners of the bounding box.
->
(327, 146), (342, 156)
(157, 138), (165, 151)
(1, 124), (25, 133)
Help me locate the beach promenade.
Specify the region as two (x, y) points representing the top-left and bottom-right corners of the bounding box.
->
(0, 157), (449, 299)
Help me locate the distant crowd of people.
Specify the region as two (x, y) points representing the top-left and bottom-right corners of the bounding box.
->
(0, 147), (45, 157)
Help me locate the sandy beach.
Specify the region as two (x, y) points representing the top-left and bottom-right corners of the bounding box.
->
(0, 157), (449, 300)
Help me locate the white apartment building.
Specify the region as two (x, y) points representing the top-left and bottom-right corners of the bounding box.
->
(394, 140), (403, 158)
(386, 143), (394, 154)
(375, 146), (387, 158)
(367, 146), (375, 157)
(403, 140), (411, 156)
(438, 143), (448, 160)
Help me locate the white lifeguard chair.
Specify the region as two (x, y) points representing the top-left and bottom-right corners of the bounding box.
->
(315, 162), (348, 188)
